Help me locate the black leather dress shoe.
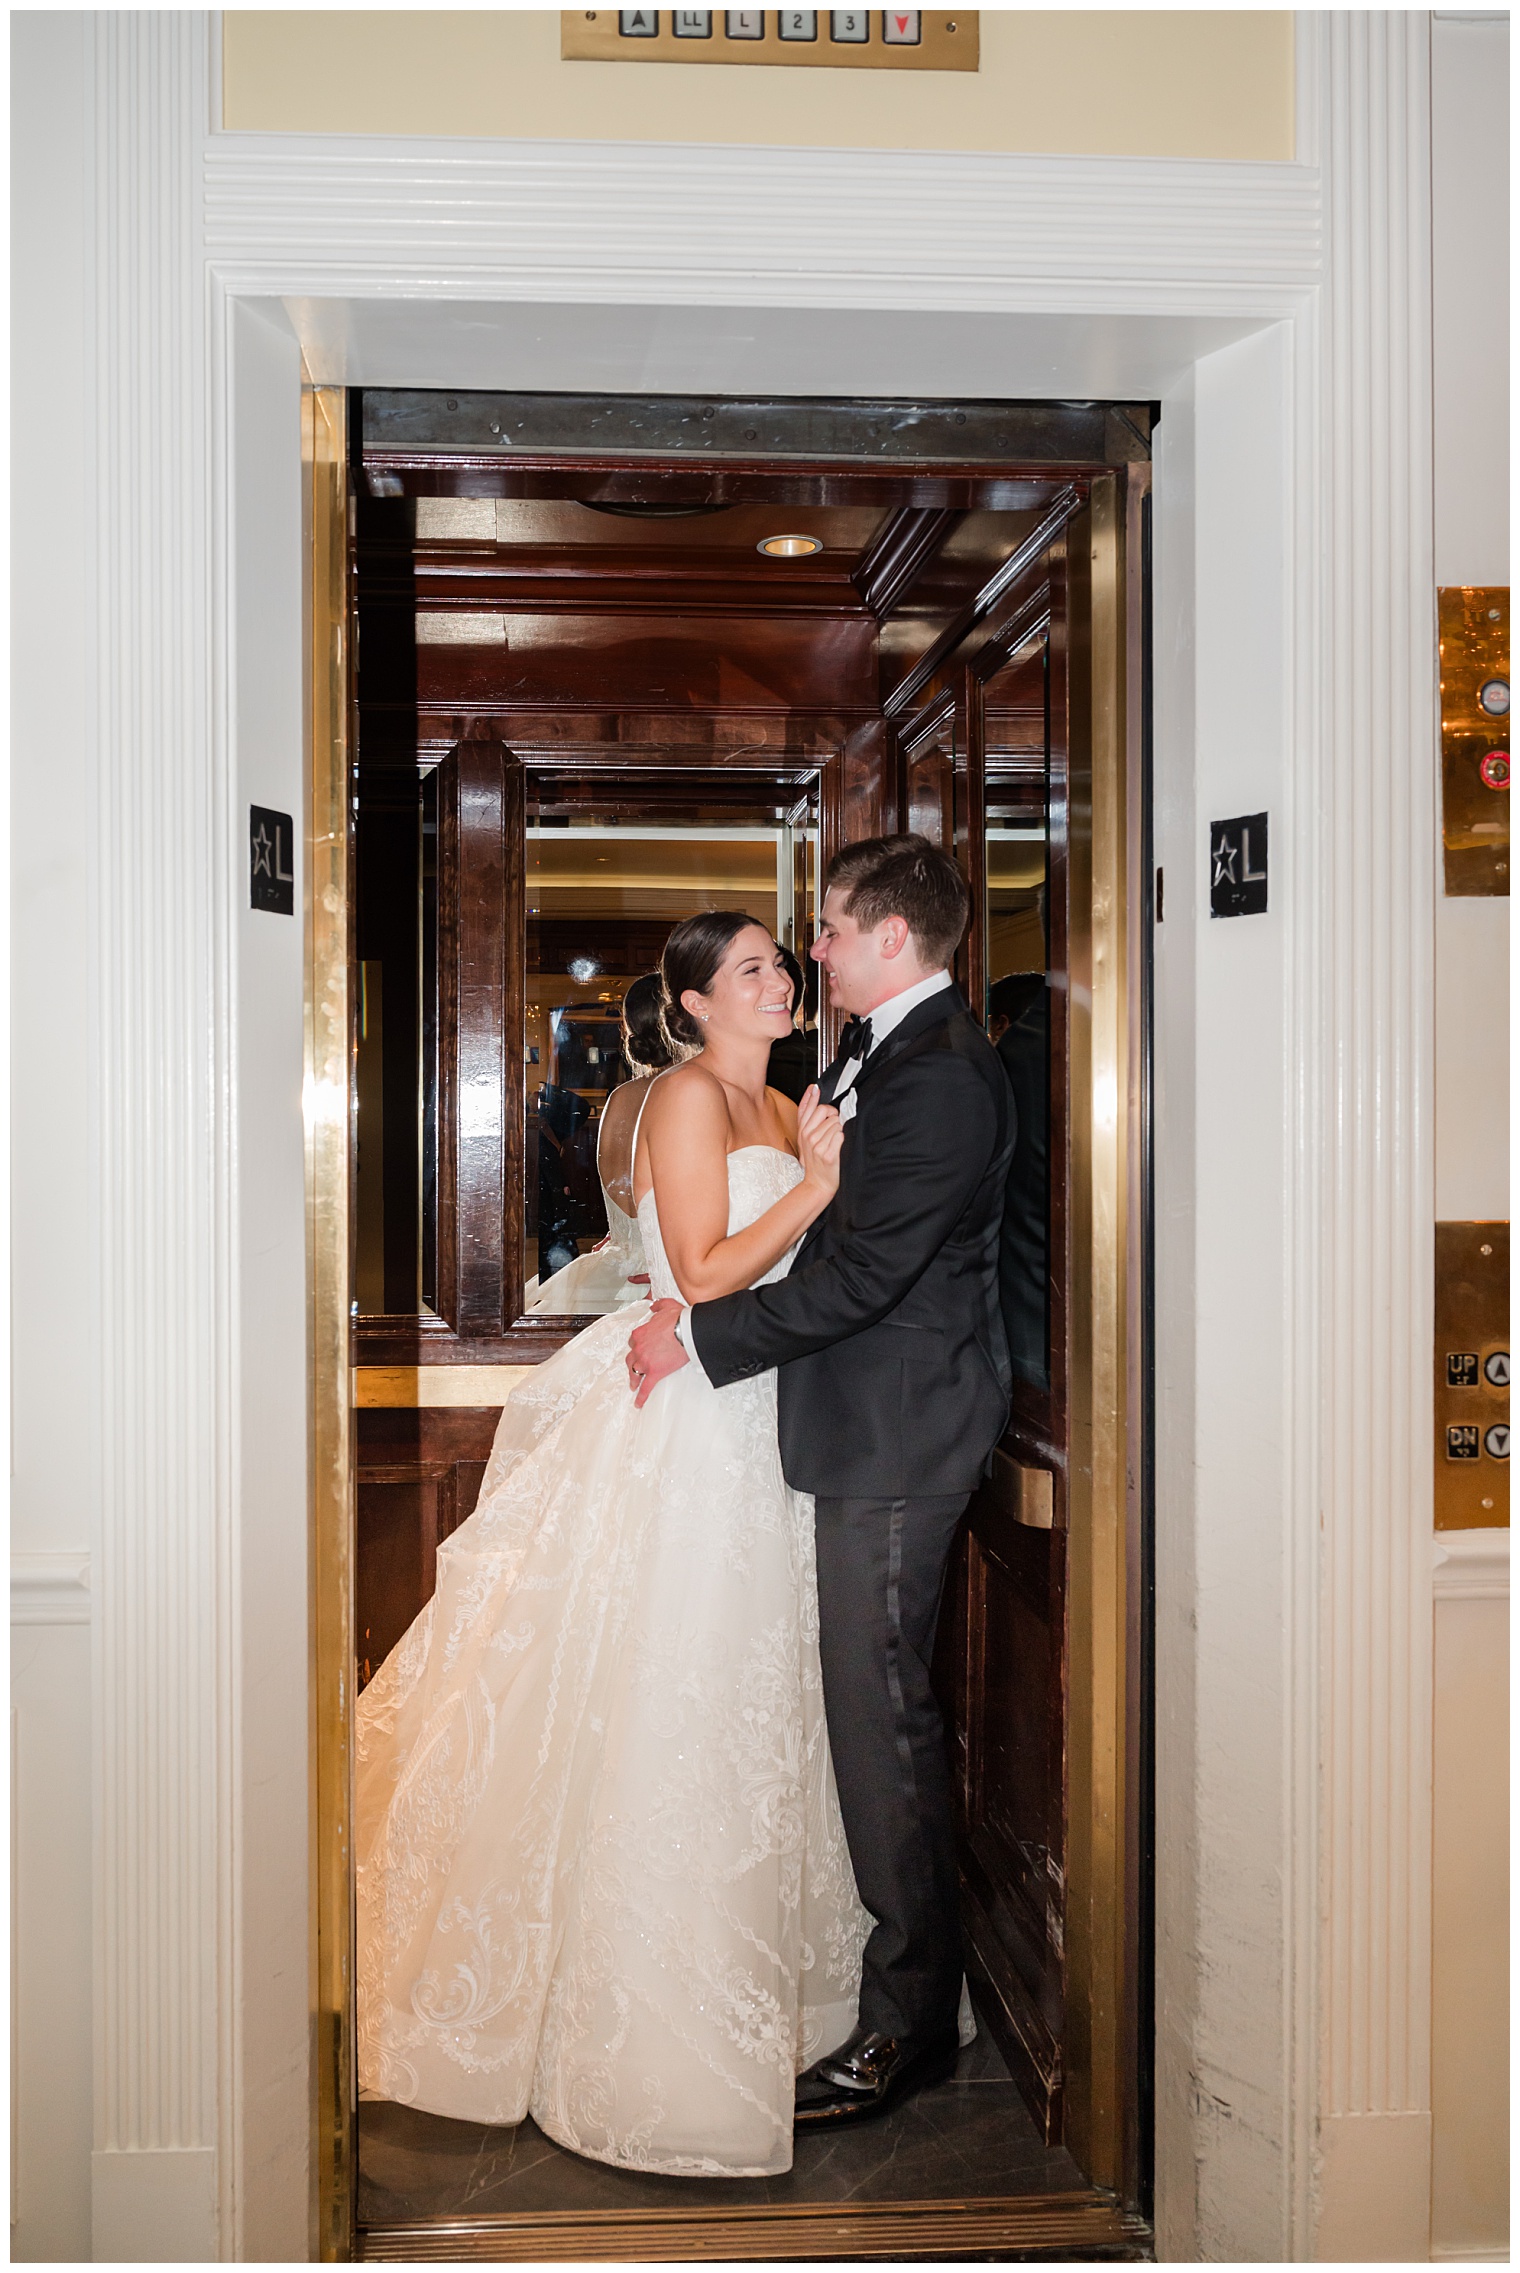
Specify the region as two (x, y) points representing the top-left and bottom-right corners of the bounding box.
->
(793, 2025), (960, 2127)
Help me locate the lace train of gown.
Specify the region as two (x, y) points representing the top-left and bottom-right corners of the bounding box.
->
(356, 1146), (871, 2176)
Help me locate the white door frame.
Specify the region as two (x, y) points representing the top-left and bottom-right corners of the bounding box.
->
(14, 13), (1435, 2261)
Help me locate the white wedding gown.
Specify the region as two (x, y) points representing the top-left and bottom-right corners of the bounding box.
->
(356, 1146), (870, 2176)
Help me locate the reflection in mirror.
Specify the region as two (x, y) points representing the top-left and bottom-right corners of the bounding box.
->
(419, 769), (439, 1315)
(522, 811), (817, 1317)
(356, 771), (426, 1322)
(984, 646), (1053, 1393)
(904, 705), (956, 849)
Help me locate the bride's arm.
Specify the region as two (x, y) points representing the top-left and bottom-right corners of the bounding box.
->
(641, 1068), (840, 1304)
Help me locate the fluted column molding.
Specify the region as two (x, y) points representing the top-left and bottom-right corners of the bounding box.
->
(88, 10), (222, 2249)
(1313, 5), (1435, 2236)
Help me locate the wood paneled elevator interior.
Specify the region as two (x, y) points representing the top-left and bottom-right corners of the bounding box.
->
(344, 391), (1153, 2256)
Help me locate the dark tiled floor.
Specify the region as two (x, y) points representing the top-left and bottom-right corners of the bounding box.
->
(358, 2015), (1086, 2222)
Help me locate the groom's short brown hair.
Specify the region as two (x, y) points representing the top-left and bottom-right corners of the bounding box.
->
(824, 834), (971, 968)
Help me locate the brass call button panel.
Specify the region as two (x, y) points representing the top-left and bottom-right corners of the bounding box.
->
(1435, 1221), (1509, 1529)
(1439, 586), (1509, 896)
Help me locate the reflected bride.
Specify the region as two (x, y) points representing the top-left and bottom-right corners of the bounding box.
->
(523, 970), (672, 1316)
(355, 911), (869, 2177)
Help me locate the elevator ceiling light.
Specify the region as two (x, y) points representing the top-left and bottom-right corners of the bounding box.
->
(757, 533), (823, 559)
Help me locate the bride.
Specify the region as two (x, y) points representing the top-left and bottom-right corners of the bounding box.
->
(355, 910), (871, 2176)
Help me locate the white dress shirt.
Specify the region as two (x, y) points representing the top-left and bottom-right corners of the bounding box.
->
(670, 966), (954, 1373)
(827, 966), (953, 1119)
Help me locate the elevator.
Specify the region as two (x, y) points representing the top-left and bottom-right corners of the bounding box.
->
(310, 388), (1153, 2260)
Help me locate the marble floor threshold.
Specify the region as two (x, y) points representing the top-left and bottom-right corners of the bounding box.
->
(356, 2018), (1147, 2260)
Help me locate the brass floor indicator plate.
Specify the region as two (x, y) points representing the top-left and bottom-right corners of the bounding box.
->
(562, 11), (979, 70)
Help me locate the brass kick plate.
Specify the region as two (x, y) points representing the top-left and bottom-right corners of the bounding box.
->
(1440, 586), (1509, 896)
(562, 11), (979, 70)
(1434, 1221), (1509, 1530)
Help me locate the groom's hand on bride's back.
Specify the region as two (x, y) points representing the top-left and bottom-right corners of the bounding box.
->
(628, 1299), (688, 1408)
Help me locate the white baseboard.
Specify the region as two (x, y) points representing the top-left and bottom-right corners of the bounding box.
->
(1433, 1529), (1510, 1602)
(1316, 2111), (1433, 2263)
(10, 1552), (90, 1627)
(91, 2148), (217, 2264)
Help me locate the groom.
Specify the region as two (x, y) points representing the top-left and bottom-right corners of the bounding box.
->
(629, 833), (1015, 2127)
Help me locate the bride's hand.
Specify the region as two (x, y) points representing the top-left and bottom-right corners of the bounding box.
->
(796, 1084), (844, 1196)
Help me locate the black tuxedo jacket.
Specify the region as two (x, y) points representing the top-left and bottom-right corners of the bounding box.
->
(690, 984), (1015, 1497)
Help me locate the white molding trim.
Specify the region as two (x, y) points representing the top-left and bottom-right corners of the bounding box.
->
(87, 14), (222, 2264)
(10, 1553), (91, 1628)
(1432, 1529), (1510, 1601)
(200, 133), (1323, 311)
(1316, 14), (1436, 2185)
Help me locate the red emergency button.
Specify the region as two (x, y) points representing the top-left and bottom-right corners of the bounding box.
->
(1479, 750), (1509, 790)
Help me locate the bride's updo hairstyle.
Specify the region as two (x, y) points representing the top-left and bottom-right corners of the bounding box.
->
(620, 972), (674, 1073)
(660, 910), (766, 1052)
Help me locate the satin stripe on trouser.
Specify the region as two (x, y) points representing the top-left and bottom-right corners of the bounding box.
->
(812, 1492), (970, 2045)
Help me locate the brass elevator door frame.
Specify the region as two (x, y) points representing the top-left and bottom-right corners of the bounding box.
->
(887, 474), (1144, 2194)
(306, 381), (358, 2263)
(1062, 472), (1144, 2193)
(307, 403), (1150, 2259)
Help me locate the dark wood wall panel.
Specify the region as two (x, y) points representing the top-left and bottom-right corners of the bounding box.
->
(842, 717), (892, 841)
(409, 558), (867, 619)
(402, 612), (878, 715)
(954, 1484), (1069, 2142)
(410, 713), (864, 776)
(434, 742), (525, 1339)
(356, 1407), (501, 1687)
(356, 801), (422, 1314)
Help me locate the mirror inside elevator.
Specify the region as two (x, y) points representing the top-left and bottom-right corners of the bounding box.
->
(342, 391), (1152, 2260)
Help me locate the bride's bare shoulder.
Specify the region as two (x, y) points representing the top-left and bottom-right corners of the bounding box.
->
(638, 1060), (728, 1142)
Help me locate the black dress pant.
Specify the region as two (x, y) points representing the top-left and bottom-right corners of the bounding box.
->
(813, 1492), (969, 2045)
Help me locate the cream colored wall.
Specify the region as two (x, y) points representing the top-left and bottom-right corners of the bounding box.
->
(1431, 1547), (1508, 2264)
(221, 8), (1294, 160)
(1429, 15), (1509, 2267)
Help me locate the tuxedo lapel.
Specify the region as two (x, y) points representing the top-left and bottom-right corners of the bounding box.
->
(853, 983), (967, 1089)
(819, 988), (964, 1106)
(818, 1018), (869, 1105)
(818, 1057), (851, 1107)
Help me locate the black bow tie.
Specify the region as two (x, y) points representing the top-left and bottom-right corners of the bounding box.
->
(836, 1016), (872, 1065)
